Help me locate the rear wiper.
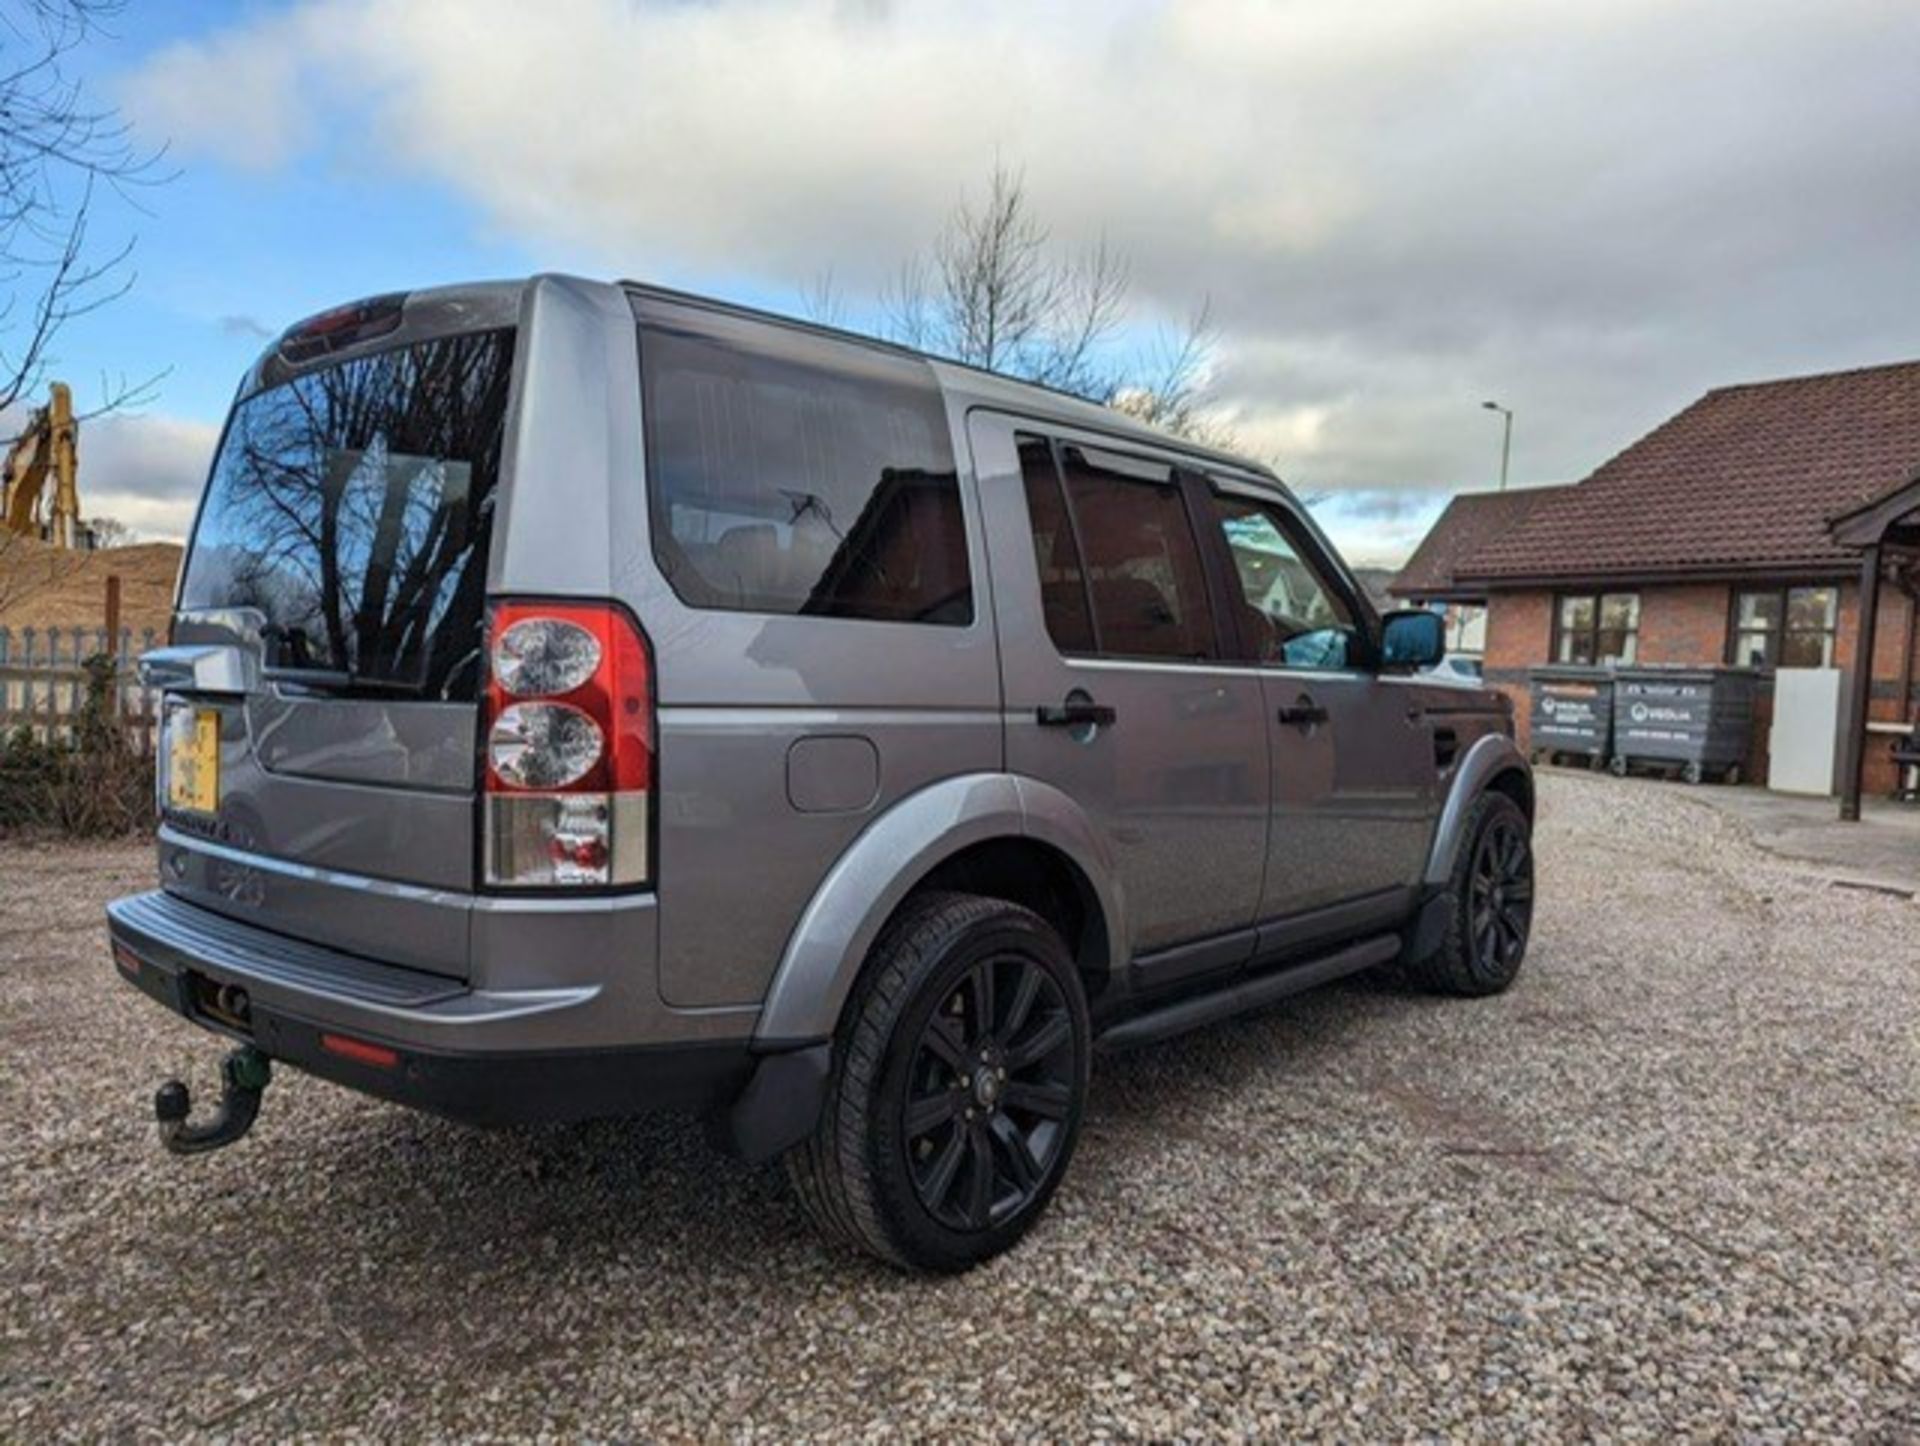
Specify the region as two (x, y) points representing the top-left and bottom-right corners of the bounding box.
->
(266, 670), (426, 697)
(259, 623), (426, 697)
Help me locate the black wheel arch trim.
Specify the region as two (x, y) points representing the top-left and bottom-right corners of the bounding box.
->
(1422, 734), (1534, 889)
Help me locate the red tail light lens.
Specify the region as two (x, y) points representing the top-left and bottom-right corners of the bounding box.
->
(277, 292), (407, 363)
(482, 600), (653, 890)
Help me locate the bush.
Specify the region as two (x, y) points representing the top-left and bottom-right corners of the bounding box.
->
(0, 653), (154, 837)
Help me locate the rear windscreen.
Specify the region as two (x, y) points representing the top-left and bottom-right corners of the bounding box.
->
(179, 328), (515, 700)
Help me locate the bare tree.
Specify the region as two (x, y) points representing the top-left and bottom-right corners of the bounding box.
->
(812, 161), (1234, 447)
(797, 266), (848, 329)
(929, 164), (1049, 373)
(0, 0), (164, 419)
(1032, 234), (1129, 399)
(917, 163), (1132, 397)
(1108, 298), (1236, 448)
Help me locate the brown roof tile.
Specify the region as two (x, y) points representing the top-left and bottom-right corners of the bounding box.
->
(1389, 486), (1569, 598)
(1460, 359), (1920, 583)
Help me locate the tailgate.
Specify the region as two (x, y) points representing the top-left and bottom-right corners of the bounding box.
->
(152, 310), (518, 981)
(155, 649), (479, 979)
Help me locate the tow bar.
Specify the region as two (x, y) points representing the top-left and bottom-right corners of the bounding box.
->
(153, 1046), (272, 1155)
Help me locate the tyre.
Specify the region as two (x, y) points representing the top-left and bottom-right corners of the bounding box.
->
(785, 891), (1090, 1273)
(1609, 755), (1628, 777)
(1682, 760), (1704, 785)
(1404, 791), (1535, 997)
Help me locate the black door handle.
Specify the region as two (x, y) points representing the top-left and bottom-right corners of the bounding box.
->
(1037, 700), (1117, 728)
(1276, 699), (1329, 727)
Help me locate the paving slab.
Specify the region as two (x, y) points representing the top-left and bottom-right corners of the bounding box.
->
(1661, 778), (1920, 896)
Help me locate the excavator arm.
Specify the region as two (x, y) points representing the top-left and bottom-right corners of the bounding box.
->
(1, 382), (81, 547)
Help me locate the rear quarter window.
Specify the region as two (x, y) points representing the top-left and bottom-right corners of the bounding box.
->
(636, 303), (971, 626)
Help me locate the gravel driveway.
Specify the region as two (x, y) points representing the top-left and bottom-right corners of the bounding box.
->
(4, 775), (1917, 1439)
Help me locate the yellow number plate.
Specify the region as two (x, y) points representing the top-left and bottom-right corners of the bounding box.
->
(167, 706), (220, 815)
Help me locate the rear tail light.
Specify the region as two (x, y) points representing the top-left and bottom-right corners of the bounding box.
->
(482, 600), (653, 890)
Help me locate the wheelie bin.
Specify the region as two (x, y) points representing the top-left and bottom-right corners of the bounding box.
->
(1526, 665), (1616, 770)
(1609, 666), (1760, 784)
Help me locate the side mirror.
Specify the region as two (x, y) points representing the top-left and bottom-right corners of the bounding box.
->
(1380, 609), (1445, 671)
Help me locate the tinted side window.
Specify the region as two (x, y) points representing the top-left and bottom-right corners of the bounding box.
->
(1016, 435), (1096, 654)
(1056, 444), (1217, 661)
(1209, 490), (1359, 669)
(639, 307), (971, 625)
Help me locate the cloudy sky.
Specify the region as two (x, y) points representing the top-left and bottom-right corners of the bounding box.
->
(38, 0), (1920, 564)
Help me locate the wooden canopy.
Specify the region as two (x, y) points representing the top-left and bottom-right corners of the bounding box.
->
(1829, 468), (1920, 821)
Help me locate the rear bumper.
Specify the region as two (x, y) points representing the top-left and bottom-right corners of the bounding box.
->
(106, 890), (768, 1128)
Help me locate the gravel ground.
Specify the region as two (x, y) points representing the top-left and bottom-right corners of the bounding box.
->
(3, 774), (1917, 1439)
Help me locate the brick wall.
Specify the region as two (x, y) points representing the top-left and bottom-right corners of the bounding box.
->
(1855, 582), (1920, 796)
(1481, 589), (1552, 732)
(1482, 578), (1920, 795)
(1636, 584), (1730, 663)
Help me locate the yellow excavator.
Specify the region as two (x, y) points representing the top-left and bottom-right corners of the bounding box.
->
(2, 381), (83, 549)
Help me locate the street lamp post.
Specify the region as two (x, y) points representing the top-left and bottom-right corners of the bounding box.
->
(1481, 400), (1513, 491)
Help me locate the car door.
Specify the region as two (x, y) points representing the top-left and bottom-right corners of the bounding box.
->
(1200, 478), (1440, 921)
(968, 414), (1269, 970)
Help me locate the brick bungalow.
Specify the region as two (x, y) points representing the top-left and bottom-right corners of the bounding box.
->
(1391, 360), (1920, 805)
(1389, 486), (1569, 661)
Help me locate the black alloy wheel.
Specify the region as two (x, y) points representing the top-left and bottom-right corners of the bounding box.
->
(902, 954), (1075, 1231)
(785, 891), (1090, 1272)
(1467, 810), (1533, 977)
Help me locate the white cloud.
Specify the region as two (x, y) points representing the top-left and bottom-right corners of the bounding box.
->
(79, 413), (220, 542)
(121, 12), (323, 170)
(119, 0), (1920, 562)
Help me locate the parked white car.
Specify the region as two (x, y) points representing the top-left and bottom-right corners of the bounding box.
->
(1424, 656), (1485, 687)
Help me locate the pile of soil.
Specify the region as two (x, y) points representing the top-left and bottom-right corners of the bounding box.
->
(0, 537), (182, 640)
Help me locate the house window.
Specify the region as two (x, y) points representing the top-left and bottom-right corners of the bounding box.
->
(1729, 585), (1839, 668)
(1553, 592), (1639, 665)
(1443, 602), (1487, 657)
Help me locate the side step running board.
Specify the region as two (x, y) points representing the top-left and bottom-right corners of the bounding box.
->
(1097, 934), (1401, 1051)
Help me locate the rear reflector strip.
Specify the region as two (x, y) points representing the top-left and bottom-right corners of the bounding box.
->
(319, 1033), (401, 1071)
(112, 942), (142, 978)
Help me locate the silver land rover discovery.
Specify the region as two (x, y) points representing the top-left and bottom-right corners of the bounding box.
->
(108, 276), (1535, 1272)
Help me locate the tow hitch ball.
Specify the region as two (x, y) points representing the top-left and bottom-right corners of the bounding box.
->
(154, 1046), (271, 1156)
